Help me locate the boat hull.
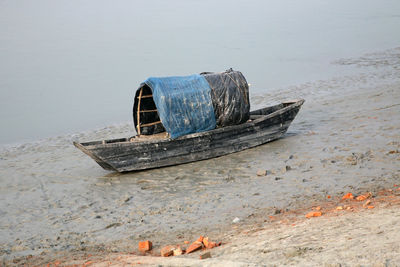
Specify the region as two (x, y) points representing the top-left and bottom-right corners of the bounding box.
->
(74, 99), (304, 172)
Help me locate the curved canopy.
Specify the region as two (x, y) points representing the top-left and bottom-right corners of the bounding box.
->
(133, 69), (249, 139)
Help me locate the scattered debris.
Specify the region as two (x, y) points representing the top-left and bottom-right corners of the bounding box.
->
(157, 235), (221, 258)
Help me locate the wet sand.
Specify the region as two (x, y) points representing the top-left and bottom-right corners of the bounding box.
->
(1, 47), (400, 265)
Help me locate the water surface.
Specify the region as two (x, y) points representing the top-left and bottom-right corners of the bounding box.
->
(1, 0), (400, 144)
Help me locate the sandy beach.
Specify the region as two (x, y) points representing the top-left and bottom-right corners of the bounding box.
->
(1, 47), (399, 266)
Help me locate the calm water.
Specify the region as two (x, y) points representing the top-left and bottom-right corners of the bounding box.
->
(1, 0), (400, 144)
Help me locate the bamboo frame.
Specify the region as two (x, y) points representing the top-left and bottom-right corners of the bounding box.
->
(140, 121), (162, 127)
(136, 88), (160, 136)
(136, 95), (153, 99)
(136, 88), (143, 135)
(140, 109), (158, 113)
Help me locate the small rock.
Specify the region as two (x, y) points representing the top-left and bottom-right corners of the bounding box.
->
(232, 217), (240, 223)
(257, 170), (267, 176)
(274, 209), (281, 215)
(200, 252), (212, 259)
(275, 177), (282, 181)
(285, 165), (292, 171)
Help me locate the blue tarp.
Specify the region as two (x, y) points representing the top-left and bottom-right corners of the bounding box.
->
(143, 74), (216, 139)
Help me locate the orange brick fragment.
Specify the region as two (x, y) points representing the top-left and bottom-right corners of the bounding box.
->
(186, 241), (203, 254)
(161, 245), (175, 257)
(173, 247), (183, 256)
(342, 193), (354, 200)
(203, 237), (209, 248)
(367, 205), (375, 209)
(327, 195), (331, 199)
(364, 200), (371, 206)
(203, 237), (217, 249)
(196, 236), (204, 243)
(356, 195), (367, 201)
(138, 240), (152, 252)
(305, 211), (322, 218)
(336, 206), (343, 210)
(184, 240), (190, 244)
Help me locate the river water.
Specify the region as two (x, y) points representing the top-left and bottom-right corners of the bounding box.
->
(1, 0), (400, 262)
(1, 0), (400, 144)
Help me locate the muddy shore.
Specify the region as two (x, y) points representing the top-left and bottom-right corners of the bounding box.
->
(27, 188), (400, 266)
(1, 48), (399, 265)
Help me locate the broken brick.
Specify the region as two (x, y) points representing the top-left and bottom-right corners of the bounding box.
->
(161, 245), (175, 257)
(196, 236), (204, 243)
(138, 241), (152, 252)
(207, 242), (217, 249)
(203, 237), (217, 249)
(356, 195), (367, 201)
(305, 211), (322, 218)
(203, 237), (209, 248)
(342, 193), (354, 200)
(173, 247), (183, 256)
(186, 241), (203, 254)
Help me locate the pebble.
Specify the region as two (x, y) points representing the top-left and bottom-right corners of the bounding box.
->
(232, 217), (240, 223)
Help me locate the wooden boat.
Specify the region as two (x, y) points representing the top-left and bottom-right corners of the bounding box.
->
(73, 99), (304, 172)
